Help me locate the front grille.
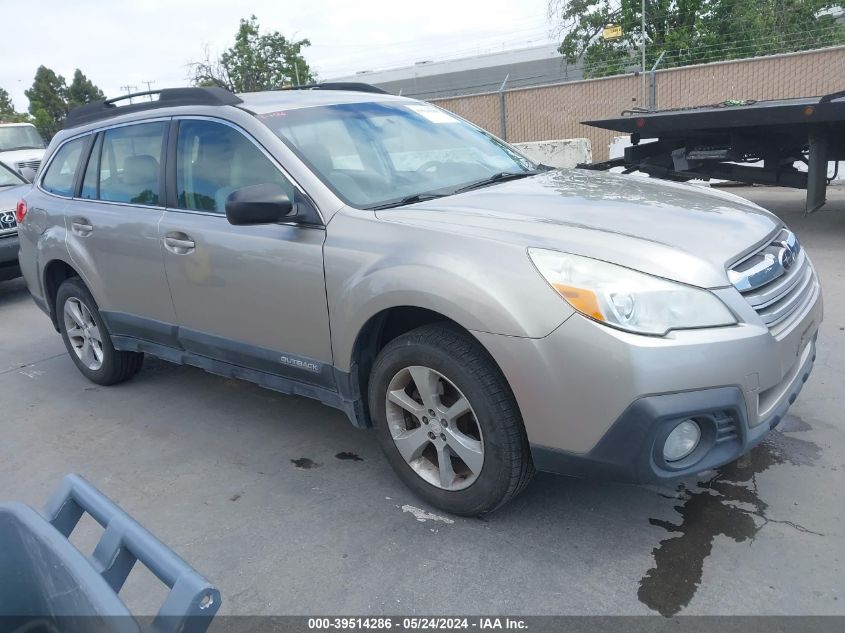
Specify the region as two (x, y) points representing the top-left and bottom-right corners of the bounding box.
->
(729, 228), (819, 335)
(15, 159), (40, 171)
(0, 210), (16, 237)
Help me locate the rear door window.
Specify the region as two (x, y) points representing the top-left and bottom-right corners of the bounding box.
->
(97, 122), (166, 205)
(41, 137), (86, 197)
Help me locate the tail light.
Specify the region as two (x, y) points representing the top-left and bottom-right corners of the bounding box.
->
(15, 199), (27, 224)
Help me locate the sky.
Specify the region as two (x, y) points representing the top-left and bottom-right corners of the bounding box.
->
(0, 0), (557, 112)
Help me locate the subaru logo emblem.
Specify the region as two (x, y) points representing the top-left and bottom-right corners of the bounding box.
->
(728, 230), (801, 292)
(777, 231), (800, 271)
(779, 245), (795, 270)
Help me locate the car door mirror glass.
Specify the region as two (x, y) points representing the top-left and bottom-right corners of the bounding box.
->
(225, 183), (294, 225)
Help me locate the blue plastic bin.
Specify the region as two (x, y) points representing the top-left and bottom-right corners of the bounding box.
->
(0, 474), (220, 633)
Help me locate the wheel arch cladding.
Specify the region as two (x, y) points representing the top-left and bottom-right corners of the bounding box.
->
(347, 306), (516, 429)
(44, 259), (82, 329)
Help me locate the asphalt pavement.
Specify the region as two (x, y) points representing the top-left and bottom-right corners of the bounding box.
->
(0, 186), (843, 616)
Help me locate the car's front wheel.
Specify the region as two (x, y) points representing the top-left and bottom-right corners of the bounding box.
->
(369, 324), (534, 516)
(56, 278), (144, 385)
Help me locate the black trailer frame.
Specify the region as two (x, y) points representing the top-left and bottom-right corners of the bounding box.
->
(580, 90), (845, 213)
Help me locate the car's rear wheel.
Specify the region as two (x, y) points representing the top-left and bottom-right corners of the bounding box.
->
(56, 278), (144, 385)
(369, 323), (534, 516)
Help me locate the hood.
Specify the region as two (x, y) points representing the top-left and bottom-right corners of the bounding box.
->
(378, 169), (780, 288)
(0, 184), (29, 213)
(0, 148), (44, 164)
(0, 148), (45, 181)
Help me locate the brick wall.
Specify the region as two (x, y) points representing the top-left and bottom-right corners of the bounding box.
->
(431, 46), (845, 161)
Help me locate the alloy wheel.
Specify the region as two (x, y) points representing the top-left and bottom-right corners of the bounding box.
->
(384, 365), (484, 491)
(63, 297), (105, 371)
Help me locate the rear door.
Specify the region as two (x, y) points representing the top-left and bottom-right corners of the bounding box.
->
(158, 117), (333, 384)
(64, 120), (177, 341)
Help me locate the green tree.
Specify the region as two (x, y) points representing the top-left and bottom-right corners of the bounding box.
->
(23, 67), (105, 139)
(190, 15), (315, 92)
(0, 88), (29, 122)
(25, 66), (68, 140)
(0, 88), (16, 116)
(66, 69), (105, 110)
(550, 0), (845, 78)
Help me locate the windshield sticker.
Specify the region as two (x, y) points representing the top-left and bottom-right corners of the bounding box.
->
(406, 104), (459, 124)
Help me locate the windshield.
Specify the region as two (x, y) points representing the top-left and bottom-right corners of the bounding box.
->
(0, 125), (46, 152)
(260, 101), (535, 208)
(0, 163), (26, 187)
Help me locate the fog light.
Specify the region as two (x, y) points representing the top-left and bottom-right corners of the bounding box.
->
(663, 419), (701, 462)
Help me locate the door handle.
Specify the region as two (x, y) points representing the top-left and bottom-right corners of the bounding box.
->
(71, 217), (93, 236)
(164, 232), (196, 255)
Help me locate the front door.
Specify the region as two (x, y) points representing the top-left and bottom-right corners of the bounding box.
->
(158, 118), (333, 385)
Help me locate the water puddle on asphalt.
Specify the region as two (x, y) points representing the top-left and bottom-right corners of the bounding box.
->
(638, 415), (822, 616)
(291, 457), (321, 469)
(336, 451), (364, 461)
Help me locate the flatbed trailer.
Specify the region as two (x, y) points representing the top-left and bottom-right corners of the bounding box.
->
(580, 90), (845, 213)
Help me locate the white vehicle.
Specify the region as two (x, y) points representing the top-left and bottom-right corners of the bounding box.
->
(0, 122), (46, 181)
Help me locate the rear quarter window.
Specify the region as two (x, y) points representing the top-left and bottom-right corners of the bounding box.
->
(41, 137), (86, 197)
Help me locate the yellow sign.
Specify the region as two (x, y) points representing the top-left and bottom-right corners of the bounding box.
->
(603, 24), (623, 40)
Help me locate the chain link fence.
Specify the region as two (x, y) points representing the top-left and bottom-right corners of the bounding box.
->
(431, 45), (845, 160)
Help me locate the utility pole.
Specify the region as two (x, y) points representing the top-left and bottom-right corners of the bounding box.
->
(142, 80), (156, 100)
(641, 0), (647, 105)
(120, 85), (138, 103)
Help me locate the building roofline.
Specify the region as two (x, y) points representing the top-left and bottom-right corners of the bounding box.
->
(328, 42), (562, 84)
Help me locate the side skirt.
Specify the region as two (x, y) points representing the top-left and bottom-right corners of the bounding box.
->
(108, 333), (368, 429)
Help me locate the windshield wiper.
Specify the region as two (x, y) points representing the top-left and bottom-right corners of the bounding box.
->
(370, 192), (448, 210)
(452, 170), (540, 194)
(368, 168), (544, 209)
(0, 145), (42, 152)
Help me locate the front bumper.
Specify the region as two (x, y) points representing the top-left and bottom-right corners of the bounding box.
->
(0, 235), (21, 281)
(531, 336), (815, 483)
(473, 281), (822, 483)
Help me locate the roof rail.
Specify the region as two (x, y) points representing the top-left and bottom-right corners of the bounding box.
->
(283, 82), (390, 95)
(63, 87), (244, 129)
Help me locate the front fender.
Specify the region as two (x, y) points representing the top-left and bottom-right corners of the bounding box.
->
(324, 211), (571, 371)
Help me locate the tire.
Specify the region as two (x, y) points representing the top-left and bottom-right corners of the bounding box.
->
(56, 278), (144, 386)
(368, 323), (534, 516)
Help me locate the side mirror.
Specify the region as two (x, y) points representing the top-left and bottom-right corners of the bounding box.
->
(225, 184), (294, 226)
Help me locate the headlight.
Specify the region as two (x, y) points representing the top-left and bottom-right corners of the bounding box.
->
(528, 249), (736, 336)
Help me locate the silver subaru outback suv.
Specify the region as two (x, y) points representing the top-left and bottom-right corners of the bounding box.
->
(17, 85), (822, 515)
